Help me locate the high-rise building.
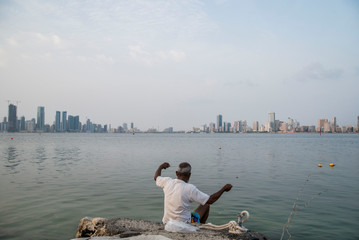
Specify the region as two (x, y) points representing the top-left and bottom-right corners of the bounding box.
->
(209, 122), (215, 132)
(331, 117), (337, 132)
(234, 121), (240, 133)
(26, 118), (36, 132)
(224, 122), (231, 132)
(317, 119), (328, 132)
(1, 117), (7, 132)
(265, 121), (271, 132)
(223, 122), (227, 132)
(7, 104), (17, 132)
(324, 121), (331, 132)
(253, 121), (259, 132)
(37, 106), (45, 131)
(86, 119), (94, 132)
(55, 111), (61, 132)
(268, 112), (276, 132)
(62, 111), (67, 132)
(331, 117), (336, 127)
(20, 116), (26, 131)
(74, 116), (80, 132)
(68, 115), (75, 131)
(217, 114), (223, 132)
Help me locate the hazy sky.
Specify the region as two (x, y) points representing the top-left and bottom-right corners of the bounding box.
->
(1, 0), (358, 130)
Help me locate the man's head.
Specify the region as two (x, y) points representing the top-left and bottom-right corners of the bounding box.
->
(176, 162), (191, 182)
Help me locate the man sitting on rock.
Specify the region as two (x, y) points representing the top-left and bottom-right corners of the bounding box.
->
(154, 162), (232, 224)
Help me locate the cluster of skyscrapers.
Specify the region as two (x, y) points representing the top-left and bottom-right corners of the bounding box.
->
(193, 113), (298, 133)
(0, 104), (138, 133)
(192, 113), (359, 134)
(1, 103), (358, 134)
(0, 104), (107, 133)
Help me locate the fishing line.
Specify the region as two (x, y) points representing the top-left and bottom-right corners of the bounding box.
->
(280, 173), (328, 240)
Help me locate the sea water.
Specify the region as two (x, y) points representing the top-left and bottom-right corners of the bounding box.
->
(0, 133), (358, 240)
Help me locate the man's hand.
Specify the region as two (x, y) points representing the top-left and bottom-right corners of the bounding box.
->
(223, 184), (232, 192)
(154, 162), (170, 181)
(206, 183), (233, 205)
(160, 162), (170, 169)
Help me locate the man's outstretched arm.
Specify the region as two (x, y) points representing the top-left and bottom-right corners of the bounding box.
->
(154, 162), (170, 181)
(206, 184), (232, 204)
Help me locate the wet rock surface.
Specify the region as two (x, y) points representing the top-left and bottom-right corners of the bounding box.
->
(73, 217), (270, 240)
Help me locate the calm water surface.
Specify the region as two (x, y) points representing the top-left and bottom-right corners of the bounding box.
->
(0, 133), (358, 240)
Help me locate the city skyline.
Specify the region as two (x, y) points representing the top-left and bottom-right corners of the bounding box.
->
(1, 103), (358, 133)
(1, 1), (358, 129)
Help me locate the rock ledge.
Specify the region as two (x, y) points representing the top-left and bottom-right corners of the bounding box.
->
(73, 217), (270, 240)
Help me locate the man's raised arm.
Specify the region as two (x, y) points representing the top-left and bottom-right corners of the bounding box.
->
(154, 162), (170, 181)
(206, 184), (232, 204)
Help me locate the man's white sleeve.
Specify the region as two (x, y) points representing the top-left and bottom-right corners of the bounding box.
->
(156, 176), (170, 188)
(191, 186), (210, 205)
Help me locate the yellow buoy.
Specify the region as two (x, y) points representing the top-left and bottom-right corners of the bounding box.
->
(329, 163), (335, 167)
(318, 164), (323, 168)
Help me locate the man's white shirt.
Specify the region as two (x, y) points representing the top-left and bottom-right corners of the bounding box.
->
(156, 176), (209, 224)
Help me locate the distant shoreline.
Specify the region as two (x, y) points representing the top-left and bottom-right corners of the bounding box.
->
(1, 131), (358, 134)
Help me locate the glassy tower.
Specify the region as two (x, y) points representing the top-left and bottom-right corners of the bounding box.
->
(331, 117), (336, 132)
(7, 104), (17, 132)
(37, 106), (45, 131)
(55, 111), (61, 132)
(68, 115), (74, 131)
(268, 112), (276, 132)
(20, 116), (26, 131)
(74, 116), (80, 132)
(62, 111), (67, 132)
(217, 114), (223, 132)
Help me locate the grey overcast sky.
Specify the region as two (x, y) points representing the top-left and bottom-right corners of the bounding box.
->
(0, 0), (358, 131)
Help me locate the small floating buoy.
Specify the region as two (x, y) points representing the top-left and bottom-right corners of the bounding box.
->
(219, 147), (222, 149)
(11, 137), (13, 140)
(318, 164), (323, 168)
(329, 163), (335, 167)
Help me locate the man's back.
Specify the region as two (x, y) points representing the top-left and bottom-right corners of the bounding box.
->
(156, 176), (209, 223)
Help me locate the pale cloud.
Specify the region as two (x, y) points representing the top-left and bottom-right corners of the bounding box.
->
(6, 37), (18, 46)
(77, 54), (115, 65)
(293, 62), (344, 82)
(203, 77), (218, 88)
(0, 32), (73, 65)
(157, 50), (186, 62)
(95, 54), (115, 64)
(4, 32), (69, 50)
(129, 45), (186, 65)
(34, 33), (65, 48)
(14, 0), (216, 42)
(224, 79), (256, 88)
(128, 44), (153, 65)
